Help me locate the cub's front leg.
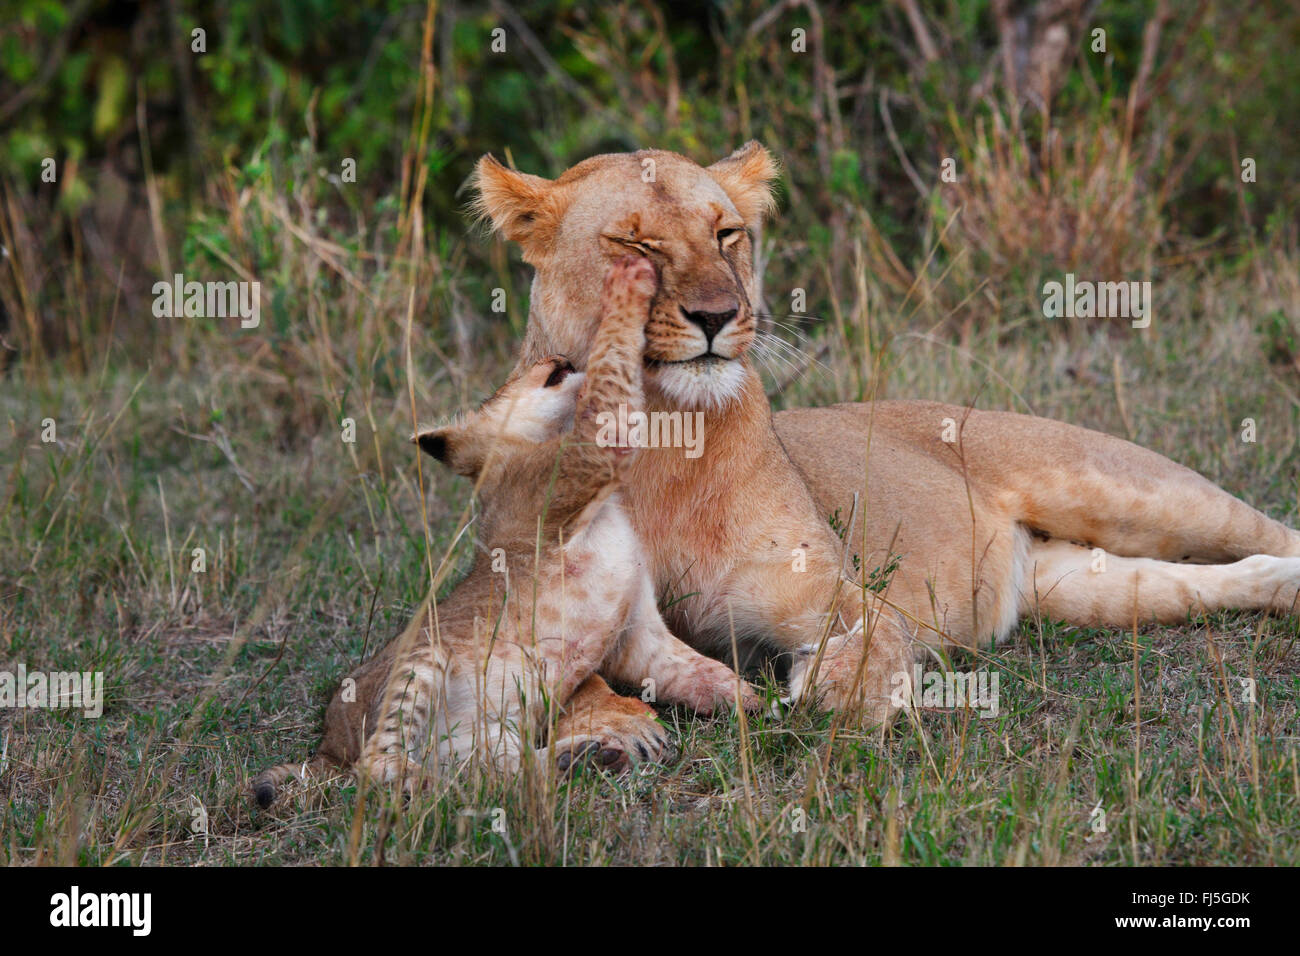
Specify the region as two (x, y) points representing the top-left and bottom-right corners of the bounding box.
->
(600, 576), (763, 714)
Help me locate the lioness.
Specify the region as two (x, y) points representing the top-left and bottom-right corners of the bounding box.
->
(471, 141), (1300, 736)
(253, 257), (756, 805)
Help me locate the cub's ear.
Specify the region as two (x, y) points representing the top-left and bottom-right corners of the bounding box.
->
(471, 154), (565, 256)
(706, 141), (779, 228)
(412, 425), (482, 479)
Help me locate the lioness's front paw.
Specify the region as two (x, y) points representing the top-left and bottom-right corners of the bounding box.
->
(793, 658), (900, 727)
(787, 624), (914, 728)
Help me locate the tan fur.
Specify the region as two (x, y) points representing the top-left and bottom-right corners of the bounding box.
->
(469, 142), (1300, 730)
(252, 258), (758, 805)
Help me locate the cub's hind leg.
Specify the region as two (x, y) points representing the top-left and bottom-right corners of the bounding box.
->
(250, 642), (395, 807)
(357, 639), (448, 790)
(1022, 538), (1300, 626)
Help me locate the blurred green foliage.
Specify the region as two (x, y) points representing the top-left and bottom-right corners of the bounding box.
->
(3, 1), (1294, 232)
(1, 0), (1297, 367)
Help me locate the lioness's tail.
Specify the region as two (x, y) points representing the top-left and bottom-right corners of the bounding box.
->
(250, 755), (340, 808)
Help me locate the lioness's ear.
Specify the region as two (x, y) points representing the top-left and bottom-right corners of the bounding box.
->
(412, 425), (482, 479)
(706, 141), (779, 228)
(471, 154), (563, 253)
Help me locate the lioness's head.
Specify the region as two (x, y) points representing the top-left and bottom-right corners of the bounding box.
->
(472, 142), (778, 410)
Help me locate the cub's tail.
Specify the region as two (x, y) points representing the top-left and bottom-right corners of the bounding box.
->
(250, 755), (339, 808)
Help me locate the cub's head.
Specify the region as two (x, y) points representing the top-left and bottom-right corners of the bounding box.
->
(414, 355), (583, 478)
(472, 142), (778, 410)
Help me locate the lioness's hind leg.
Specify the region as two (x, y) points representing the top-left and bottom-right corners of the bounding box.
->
(961, 410), (1300, 561)
(1023, 539), (1300, 626)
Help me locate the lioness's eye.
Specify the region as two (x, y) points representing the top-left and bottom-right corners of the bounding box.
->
(717, 228), (743, 247)
(603, 233), (653, 255)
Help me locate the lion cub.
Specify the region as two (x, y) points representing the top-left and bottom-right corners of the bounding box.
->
(252, 257), (755, 805)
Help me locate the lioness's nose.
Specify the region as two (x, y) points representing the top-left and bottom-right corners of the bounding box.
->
(681, 296), (739, 343)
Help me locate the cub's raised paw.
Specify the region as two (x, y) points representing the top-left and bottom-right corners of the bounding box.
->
(604, 254), (658, 305)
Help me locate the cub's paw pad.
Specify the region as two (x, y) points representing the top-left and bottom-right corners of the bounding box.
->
(597, 746), (627, 770)
(555, 738), (630, 775)
(555, 739), (602, 774)
(606, 255), (658, 298)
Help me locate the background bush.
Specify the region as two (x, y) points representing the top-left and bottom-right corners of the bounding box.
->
(3, 0), (1298, 373)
